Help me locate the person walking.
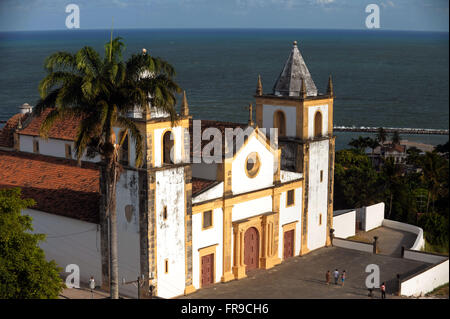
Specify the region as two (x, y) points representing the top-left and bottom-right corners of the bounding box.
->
(381, 282), (386, 299)
(89, 276), (95, 299)
(341, 270), (346, 287)
(333, 269), (339, 285)
(326, 270), (331, 285)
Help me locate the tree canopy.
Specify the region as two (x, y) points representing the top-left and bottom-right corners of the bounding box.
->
(0, 188), (65, 298)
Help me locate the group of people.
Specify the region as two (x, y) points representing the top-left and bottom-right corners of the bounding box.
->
(326, 269), (346, 286)
(325, 269), (387, 299)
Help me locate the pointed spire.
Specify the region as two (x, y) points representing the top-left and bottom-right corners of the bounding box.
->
(327, 75), (334, 97)
(248, 103), (254, 126)
(256, 75), (263, 96)
(17, 117), (22, 130)
(300, 77), (307, 98)
(273, 41), (318, 97)
(181, 90), (189, 116)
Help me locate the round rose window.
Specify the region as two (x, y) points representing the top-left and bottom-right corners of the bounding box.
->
(245, 152), (261, 178)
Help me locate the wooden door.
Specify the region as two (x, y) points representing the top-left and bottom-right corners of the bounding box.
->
(244, 227), (259, 272)
(201, 253), (214, 287)
(283, 230), (294, 259)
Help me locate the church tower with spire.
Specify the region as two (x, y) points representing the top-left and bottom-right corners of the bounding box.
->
(255, 41), (335, 254)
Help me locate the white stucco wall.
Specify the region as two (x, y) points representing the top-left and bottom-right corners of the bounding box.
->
(400, 260), (449, 297)
(364, 202), (385, 231)
(307, 104), (328, 139)
(23, 208), (102, 287)
(333, 238), (374, 253)
(333, 210), (356, 239)
(262, 104), (297, 137)
(19, 135), (101, 162)
(155, 167), (186, 298)
(232, 196), (273, 223)
(115, 169), (141, 298)
(192, 182), (223, 204)
(191, 208), (223, 289)
(153, 126), (183, 167)
(382, 219), (425, 251)
(307, 140), (329, 251)
(278, 187), (302, 258)
(231, 135), (274, 195)
(403, 250), (448, 264)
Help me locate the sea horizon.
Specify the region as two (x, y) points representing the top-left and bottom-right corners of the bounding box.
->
(0, 28), (448, 149)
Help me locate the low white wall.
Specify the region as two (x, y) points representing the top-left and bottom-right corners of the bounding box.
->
(382, 219), (425, 251)
(333, 238), (373, 253)
(404, 250), (448, 264)
(400, 259), (449, 297)
(364, 203), (385, 231)
(332, 210), (356, 239)
(23, 208), (102, 286)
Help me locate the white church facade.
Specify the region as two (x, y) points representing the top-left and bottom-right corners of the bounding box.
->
(0, 41), (336, 299)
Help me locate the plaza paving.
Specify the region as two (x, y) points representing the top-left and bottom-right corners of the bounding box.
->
(353, 226), (418, 257)
(179, 246), (431, 299)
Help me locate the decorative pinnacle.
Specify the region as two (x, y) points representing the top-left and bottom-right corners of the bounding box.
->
(142, 48), (147, 55)
(181, 90), (189, 116)
(293, 40), (298, 46)
(256, 74), (263, 96)
(300, 77), (307, 98)
(327, 75), (334, 97)
(248, 103), (254, 126)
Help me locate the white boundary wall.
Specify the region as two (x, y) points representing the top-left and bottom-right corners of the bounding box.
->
(23, 208), (102, 286)
(382, 219), (425, 251)
(333, 238), (373, 253)
(364, 203), (385, 231)
(404, 250), (448, 264)
(400, 259), (449, 297)
(333, 210), (356, 239)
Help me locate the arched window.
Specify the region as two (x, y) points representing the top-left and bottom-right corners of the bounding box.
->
(274, 110), (286, 137)
(163, 130), (174, 164)
(119, 130), (129, 165)
(314, 111), (322, 138)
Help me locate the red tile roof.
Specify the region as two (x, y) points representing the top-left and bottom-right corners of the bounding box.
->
(0, 150), (100, 223)
(18, 108), (81, 141)
(0, 113), (29, 148)
(192, 177), (219, 196)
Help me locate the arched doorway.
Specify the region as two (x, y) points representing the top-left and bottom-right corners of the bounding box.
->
(314, 111), (322, 138)
(244, 227), (259, 272)
(273, 111), (286, 137)
(162, 130), (174, 164)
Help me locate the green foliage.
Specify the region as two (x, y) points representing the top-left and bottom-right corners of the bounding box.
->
(0, 188), (65, 299)
(334, 149), (383, 209)
(334, 138), (449, 253)
(419, 212), (449, 248)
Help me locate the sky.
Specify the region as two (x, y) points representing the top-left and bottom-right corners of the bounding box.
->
(0, 0), (448, 32)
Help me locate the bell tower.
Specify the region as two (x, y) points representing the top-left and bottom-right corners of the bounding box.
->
(255, 41), (335, 255)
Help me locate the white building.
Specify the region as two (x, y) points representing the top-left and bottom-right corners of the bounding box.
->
(0, 41), (336, 298)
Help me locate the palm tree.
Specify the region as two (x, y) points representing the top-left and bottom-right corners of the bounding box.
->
(419, 152), (447, 214)
(376, 127), (387, 145)
(349, 136), (371, 152)
(391, 131), (401, 145)
(35, 37), (181, 299)
(382, 157), (402, 218)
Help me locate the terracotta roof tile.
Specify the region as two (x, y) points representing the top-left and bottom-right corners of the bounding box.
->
(192, 177), (218, 196)
(0, 113), (28, 148)
(18, 108), (81, 141)
(0, 150), (100, 223)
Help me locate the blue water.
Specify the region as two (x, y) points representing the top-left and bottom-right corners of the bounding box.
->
(0, 29), (448, 149)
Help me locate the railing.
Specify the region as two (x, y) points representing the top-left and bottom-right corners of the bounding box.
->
(334, 126), (449, 135)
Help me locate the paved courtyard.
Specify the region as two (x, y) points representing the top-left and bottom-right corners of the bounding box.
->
(354, 227), (418, 257)
(179, 246), (431, 299)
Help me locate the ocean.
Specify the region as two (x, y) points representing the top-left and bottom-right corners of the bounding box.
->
(0, 28), (448, 150)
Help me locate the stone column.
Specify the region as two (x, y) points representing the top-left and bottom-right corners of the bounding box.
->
(221, 204), (234, 282)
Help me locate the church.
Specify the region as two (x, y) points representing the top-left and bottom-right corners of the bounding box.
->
(0, 41), (335, 298)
